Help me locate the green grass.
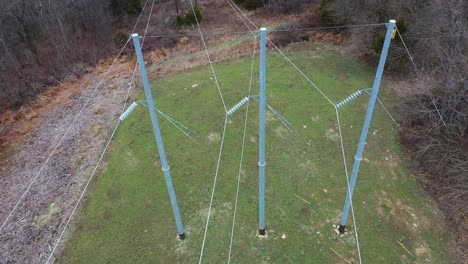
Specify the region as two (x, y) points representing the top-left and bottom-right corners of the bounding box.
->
(60, 42), (456, 263)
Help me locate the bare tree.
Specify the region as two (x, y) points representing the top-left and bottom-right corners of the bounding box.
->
(174, 0), (179, 14)
(0, 0), (123, 107)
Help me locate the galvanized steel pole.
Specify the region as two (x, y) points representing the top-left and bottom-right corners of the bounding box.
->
(258, 27), (267, 235)
(338, 20), (396, 234)
(132, 33), (185, 239)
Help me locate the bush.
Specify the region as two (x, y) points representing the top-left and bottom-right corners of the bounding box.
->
(110, 0), (142, 16)
(244, 0), (263, 10)
(374, 34), (385, 54)
(396, 17), (408, 35)
(395, 17), (409, 42)
(374, 17), (408, 53)
(185, 8), (203, 25)
(114, 31), (129, 47)
(176, 15), (185, 26)
(232, 0), (263, 11)
(176, 8), (203, 27)
(316, 0), (335, 24)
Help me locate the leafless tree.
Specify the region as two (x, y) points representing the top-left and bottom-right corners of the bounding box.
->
(0, 0), (125, 107)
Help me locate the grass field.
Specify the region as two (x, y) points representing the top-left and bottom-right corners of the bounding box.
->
(59, 41), (456, 263)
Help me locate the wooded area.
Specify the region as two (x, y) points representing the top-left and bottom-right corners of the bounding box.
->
(0, 0), (466, 258)
(0, 0), (143, 108)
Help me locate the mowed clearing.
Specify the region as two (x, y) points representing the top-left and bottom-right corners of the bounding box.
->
(59, 41), (456, 263)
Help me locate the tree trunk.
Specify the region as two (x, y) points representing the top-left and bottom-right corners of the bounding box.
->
(0, 36), (22, 78)
(174, 0), (179, 14)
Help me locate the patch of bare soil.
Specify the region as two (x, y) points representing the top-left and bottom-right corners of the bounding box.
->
(0, 53), (136, 262)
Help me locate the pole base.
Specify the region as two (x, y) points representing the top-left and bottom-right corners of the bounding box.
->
(336, 225), (348, 237)
(179, 233), (186, 240)
(259, 229), (266, 236)
(333, 224), (347, 237)
(338, 225), (346, 235)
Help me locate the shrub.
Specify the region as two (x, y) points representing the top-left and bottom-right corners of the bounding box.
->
(395, 17), (409, 43)
(374, 34), (385, 54)
(231, 0), (262, 11)
(176, 15), (186, 26)
(127, 0), (143, 15)
(114, 32), (129, 47)
(185, 8), (203, 24)
(396, 17), (408, 35)
(316, 0), (335, 24)
(244, 0), (263, 10)
(375, 17), (408, 53)
(110, 0), (142, 16)
(176, 8), (203, 27)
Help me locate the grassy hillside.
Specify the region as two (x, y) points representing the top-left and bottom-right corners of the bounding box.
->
(59, 42), (456, 263)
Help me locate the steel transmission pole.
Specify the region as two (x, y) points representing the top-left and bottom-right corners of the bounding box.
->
(258, 27), (267, 236)
(132, 33), (185, 239)
(338, 20), (396, 234)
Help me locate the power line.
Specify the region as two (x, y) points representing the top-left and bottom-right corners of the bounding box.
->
(225, 0), (257, 34)
(143, 23), (386, 39)
(0, 0), (154, 235)
(188, 0), (228, 113)
(185, 1), (238, 260)
(129, 0), (152, 37)
(346, 89), (398, 125)
(24, 3), (391, 263)
(268, 43), (336, 106)
(395, 27), (448, 130)
(269, 23), (386, 32)
(376, 96), (398, 125)
(1, 26), (131, 235)
(227, 35), (257, 264)
(0, 39), (131, 233)
(145, 31), (252, 37)
(225, 0), (336, 107)
(198, 116), (229, 264)
(44, 1), (156, 262)
(224, 1), (363, 262)
(156, 109), (199, 144)
(266, 103), (301, 139)
(335, 109), (363, 264)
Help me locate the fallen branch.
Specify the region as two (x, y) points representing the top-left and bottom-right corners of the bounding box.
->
(295, 194), (311, 205)
(329, 247), (352, 264)
(397, 240), (414, 257)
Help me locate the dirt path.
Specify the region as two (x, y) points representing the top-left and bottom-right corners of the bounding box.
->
(0, 57), (137, 263)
